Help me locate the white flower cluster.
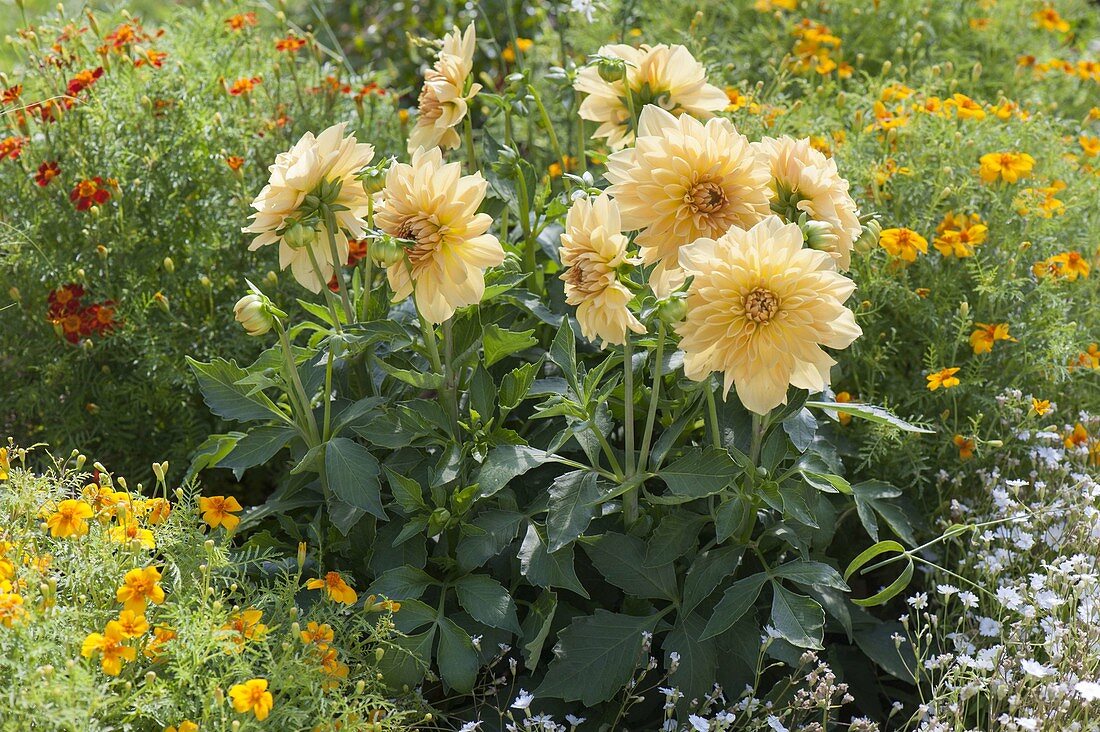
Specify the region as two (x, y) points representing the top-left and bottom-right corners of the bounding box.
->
(906, 392), (1100, 731)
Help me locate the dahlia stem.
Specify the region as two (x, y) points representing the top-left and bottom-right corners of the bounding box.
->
(749, 413), (766, 465)
(705, 385), (721, 451)
(322, 344), (334, 441)
(304, 242), (344, 334)
(529, 83), (569, 190)
(623, 337), (636, 474)
(442, 316), (461, 440)
(464, 114), (478, 176)
(417, 312), (442, 374)
(324, 211), (356, 324)
(638, 321), (666, 471)
(275, 319), (320, 446)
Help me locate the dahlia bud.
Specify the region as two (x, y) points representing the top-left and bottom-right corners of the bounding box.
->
(854, 219), (882, 254)
(597, 57), (626, 83)
(282, 219), (317, 250)
(656, 297), (687, 325)
(801, 220), (840, 253)
(264, 270), (278, 287)
(233, 293), (275, 336)
(371, 236), (405, 268)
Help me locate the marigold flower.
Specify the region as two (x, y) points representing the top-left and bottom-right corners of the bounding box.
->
(574, 43), (728, 150)
(946, 93), (986, 121)
(198, 495), (243, 530)
(979, 152), (1034, 184)
(108, 520), (156, 549)
(1080, 136), (1100, 157)
(145, 497), (171, 525)
(223, 608), (268, 646)
(878, 228), (928, 262)
(319, 646), (349, 685)
(559, 193), (645, 347)
(229, 679), (274, 720)
(70, 177), (111, 211)
(605, 105), (770, 295)
(81, 621), (137, 675)
(115, 609), (149, 638)
(1032, 5), (1069, 32)
(953, 435), (975, 460)
(306, 572), (358, 605)
(0, 448), (8, 481)
(376, 146), (504, 323)
(1049, 251), (1091, 280)
(228, 76), (261, 96)
(926, 367), (961, 391)
(244, 123), (375, 293)
(66, 67), (104, 96)
(164, 722), (198, 732)
(275, 35), (307, 53)
(675, 216), (861, 414)
(0, 591), (25, 627)
(46, 499), (94, 538)
(1066, 423), (1089, 448)
(144, 624), (176, 659)
(116, 566), (165, 613)
(1030, 398), (1052, 416)
(754, 135), (862, 270)
(834, 391), (854, 426)
(35, 161), (61, 187)
(969, 322), (1015, 354)
(1, 84), (21, 105)
(134, 49), (168, 69)
(933, 212), (987, 258)
(0, 136), (27, 161)
(408, 24), (480, 153)
(300, 620), (334, 646)
(225, 12), (258, 31)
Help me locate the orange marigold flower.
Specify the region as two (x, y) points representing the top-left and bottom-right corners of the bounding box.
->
(1030, 398), (1052, 416)
(66, 67), (104, 96)
(1080, 136), (1100, 158)
(108, 520), (156, 550)
(933, 212), (987, 258)
(306, 572), (358, 605)
(979, 151), (1034, 184)
(144, 624), (176, 658)
(70, 177), (111, 211)
(946, 93), (986, 120)
(46, 499), (94, 538)
(952, 434), (975, 460)
(1, 84), (21, 105)
(228, 76), (262, 96)
(834, 391), (854, 426)
(35, 161), (61, 186)
(116, 566), (165, 613)
(114, 609), (149, 638)
(0, 591), (25, 627)
(969, 322), (1015, 354)
(229, 679), (273, 720)
(300, 621), (334, 647)
(275, 35), (307, 52)
(1049, 251), (1091, 280)
(225, 155), (245, 172)
(81, 621), (136, 675)
(165, 722), (198, 732)
(0, 136), (27, 161)
(1065, 422), (1089, 449)
(927, 367), (961, 391)
(222, 608), (268, 646)
(225, 12), (258, 31)
(199, 495), (243, 530)
(878, 227), (928, 262)
(1033, 5), (1070, 32)
(135, 49), (168, 69)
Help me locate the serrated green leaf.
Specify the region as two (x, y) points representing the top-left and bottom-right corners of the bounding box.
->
(770, 584), (824, 649)
(701, 573), (767, 639)
(546, 471), (601, 552)
(324, 438), (386, 519)
(806, 401), (934, 433)
(582, 532), (677, 601)
(483, 324), (538, 367)
(659, 447), (741, 498)
(187, 357), (286, 423)
(455, 573), (521, 634)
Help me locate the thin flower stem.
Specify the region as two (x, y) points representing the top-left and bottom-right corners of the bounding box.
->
(276, 319), (320, 446)
(442, 317), (461, 439)
(324, 212), (355, 324)
(418, 312), (442, 374)
(304, 242), (344, 333)
(638, 321), (666, 471)
(591, 425), (623, 479)
(705, 386), (722, 450)
(322, 345), (334, 441)
(529, 84), (569, 191)
(623, 338), (635, 475)
(749, 413), (766, 464)
(464, 114), (478, 175)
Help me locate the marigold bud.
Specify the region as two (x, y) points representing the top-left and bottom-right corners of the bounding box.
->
(163, 257), (175, 273)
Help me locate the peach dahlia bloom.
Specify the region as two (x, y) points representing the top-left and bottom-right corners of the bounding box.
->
(408, 24), (481, 153)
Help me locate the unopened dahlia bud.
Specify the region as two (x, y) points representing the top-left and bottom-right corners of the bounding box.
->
(656, 297), (687, 325)
(163, 257), (175, 273)
(233, 293), (274, 336)
(802, 219), (840, 253)
(854, 219), (882, 254)
(282, 219), (317, 250)
(597, 57), (626, 83)
(371, 236), (405, 268)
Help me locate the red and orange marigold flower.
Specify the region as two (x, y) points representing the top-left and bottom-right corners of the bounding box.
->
(35, 161), (61, 186)
(66, 67), (104, 96)
(70, 177), (111, 210)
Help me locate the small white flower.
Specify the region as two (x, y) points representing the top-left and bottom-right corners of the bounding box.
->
(689, 715), (710, 731)
(937, 584), (959, 597)
(1020, 659), (1053, 678)
(958, 591), (979, 609)
(766, 716), (789, 732)
(565, 714), (586, 727)
(978, 617), (1001, 636)
(1075, 680), (1100, 701)
(459, 723), (482, 732)
(511, 689), (534, 710)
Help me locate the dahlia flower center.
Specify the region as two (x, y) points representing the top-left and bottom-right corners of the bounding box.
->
(416, 79), (444, 122)
(686, 180), (727, 214)
(564, 253), (607, 296)
(396, 217), (442, 267)
(744, 287), (780, 324)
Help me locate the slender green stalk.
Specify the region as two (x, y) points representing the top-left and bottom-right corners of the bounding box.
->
(324, 212), (355, 323)
(275, 320), (320, 445)
(442, 317), (460, 439)
(638, 321), (666, 470)
(464, 114), (477, 175)
(591, 425), (624, 479)
(304, 242), (344, 333)
(749, 413), (766, 464)
(623, 338), (636, 475)
(322, 345), (334, 441)
(529, 84), (569, 190)
(417, 312), (442, 373)
(705, 385), (722, 450)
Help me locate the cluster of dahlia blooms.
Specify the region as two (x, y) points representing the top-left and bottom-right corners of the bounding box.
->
(563, 42), (868, 414)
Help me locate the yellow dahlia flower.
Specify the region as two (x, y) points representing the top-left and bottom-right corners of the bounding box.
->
(559, 193), (645, 347)
(244, 123), (375, 292)
(753, 135), (861, 271)
(605, 105), (770, 295)
(408, 24), (481, 153)
(574, 43), (729, 150)
(676, 216), (862, 415)
(376, 147), (504, 324)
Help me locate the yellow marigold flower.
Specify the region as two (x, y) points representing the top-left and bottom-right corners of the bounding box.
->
(0, 591), (25, 627)
(953, 435), (975, 460)
(969, 17), (991, 30)
(866, 101), (910, 132)
(199, 495), (243, 531)
(1080, 136), (1100, 157)
(837, 62), (854, 79)
(969, 322), (1016, 354)
(409, 24), (480, 152)
(979, 151), (1035, 184)
(223, 608), (268, 646)
(319, 646), (349, 686)
(307, 571), (358, 605)
(933, 212), (988, 258)
(547, 155), (577, 179)
(376, 147), (504, 324)
(574, 43), (729, 150)
(45, 499), (94, 538)
(926, 367), (961, 391)
(229, 678), (274, 721)
(144, 624), (176, 659)
(947, 93), (986, 120)
(753, 135), (862, 270)
(605, 105), (770, 295)
(834, 391), (854, 426)
(878, 228), (928, 262)
(300, 620), (334, 647)
(115, 609), (149, 638)
(0, 447), (8, 481)
(501, 37), (533, 64)
(1033, 5), (1070, 32)
(108, 520), (156, 550)
(145, 497), (171, 525)
(243, 123), (375, 293)
(116, 566), (165, 613)
(725, 87), (749, 112)
(1050, 251), (1091, 280)
(558, 193), (645, 347)
(754, 0), (797, 10)
(1065, 422), (1089, 449)
(164, 722), (198, 732)
(1030, 398), (1052, 416)
(1088, 107), (1100, 121)
(880, 83), (915, 102)
(81, 621), (136, 676)
(675, 216), (861, 414)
